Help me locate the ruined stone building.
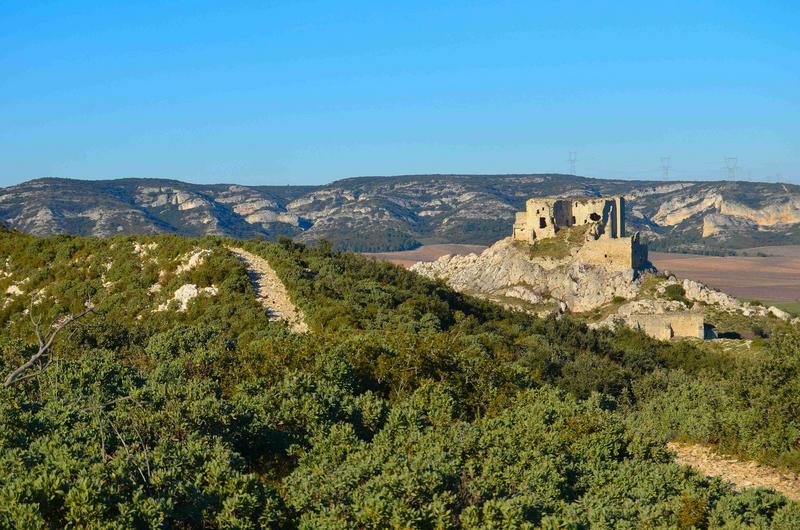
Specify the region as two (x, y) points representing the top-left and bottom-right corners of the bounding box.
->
(626, 311), (707, 340)
(511, 195), (705, 340)
(513, 196), (627, 241)
(512, 196), (648, 271)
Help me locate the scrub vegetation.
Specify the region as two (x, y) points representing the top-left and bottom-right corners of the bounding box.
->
(1, 226), (800, 528)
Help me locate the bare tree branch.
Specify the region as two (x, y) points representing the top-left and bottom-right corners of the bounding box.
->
(107, 416), (149, 485)
(3, 299), (94, 387)
(79, 395), (136, 413)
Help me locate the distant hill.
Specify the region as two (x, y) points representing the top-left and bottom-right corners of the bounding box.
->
(2, 174), (800, 252)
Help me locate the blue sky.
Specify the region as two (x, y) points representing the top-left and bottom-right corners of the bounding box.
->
(1, 1), (798, 186)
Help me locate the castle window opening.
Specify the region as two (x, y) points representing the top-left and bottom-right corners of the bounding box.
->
(590, 213), (601, 222)
(539, 217), (547, 228)
(571, 216), (576, 225)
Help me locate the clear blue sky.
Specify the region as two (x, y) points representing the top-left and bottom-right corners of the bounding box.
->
(1, 1), (798, 186)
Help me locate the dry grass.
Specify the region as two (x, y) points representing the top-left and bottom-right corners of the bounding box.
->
(527, 225), (590, 260)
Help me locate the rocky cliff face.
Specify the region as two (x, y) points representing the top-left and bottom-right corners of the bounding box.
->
(411, 237), (641, 313)
(411, 235), (797, 332)
(2, 175), (799, 252)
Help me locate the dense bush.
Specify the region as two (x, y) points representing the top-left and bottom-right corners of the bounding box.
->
(1, 230), (799, 527)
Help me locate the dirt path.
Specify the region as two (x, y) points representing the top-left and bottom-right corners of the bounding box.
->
(227, 247), (308, 333)
(669, 442), (800, 500)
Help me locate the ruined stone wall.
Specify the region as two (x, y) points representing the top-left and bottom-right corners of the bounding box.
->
(627, 312), (705, 340)
(513, 195), (627, 244)
(577, 237), (636, 271)
(518, 198), (558, 240)
(513, 211), (531, 241)
(669, 313), (706, 338)
(572, 199), (611, 228)
(552, 200), (572, 227)
(631, 232), (648, 270)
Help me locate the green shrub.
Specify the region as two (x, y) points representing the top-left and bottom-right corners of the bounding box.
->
(0, 230), (798, 527)
(663, 284), (689, 304)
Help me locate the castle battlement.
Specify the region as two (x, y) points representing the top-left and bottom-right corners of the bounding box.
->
(513, 196), (626, 242)
(513, 195), (648, 272)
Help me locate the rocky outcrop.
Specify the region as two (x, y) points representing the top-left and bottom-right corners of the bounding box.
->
(702, 213), (757, 238)
(411, 237), (641, 313)
(719, 196), (800, 226)
(412, 235), (798, 335)
(654, 193), (722, 227)
(157, 284), (218, 312)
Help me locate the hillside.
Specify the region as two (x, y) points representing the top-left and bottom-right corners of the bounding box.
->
(3, 175), (800, 252)
(2, 229), (800, 526)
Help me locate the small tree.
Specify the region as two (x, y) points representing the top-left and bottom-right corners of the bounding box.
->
(3, 298), (94, 387)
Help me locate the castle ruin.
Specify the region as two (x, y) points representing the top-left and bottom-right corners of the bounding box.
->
(626, 311), (707, 341)
(512, 196), (648, 271)
(511, 195), (705, 340)
(513, 196), (626, 241)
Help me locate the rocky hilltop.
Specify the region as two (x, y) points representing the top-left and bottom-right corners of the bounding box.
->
(411, 232), (796, 336)
(412, 237), (641, 313)
(2, 175), (800, 252)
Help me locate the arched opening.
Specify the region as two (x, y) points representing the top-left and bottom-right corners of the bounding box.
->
(539, 217), (547, 228)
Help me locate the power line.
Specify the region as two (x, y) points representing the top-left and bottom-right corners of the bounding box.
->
(724, 157), (738, 181)
(568, 152), (577, 175)
(660, 156), (671, 180)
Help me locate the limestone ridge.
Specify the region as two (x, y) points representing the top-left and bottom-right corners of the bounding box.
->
(4, 175), (800, 253)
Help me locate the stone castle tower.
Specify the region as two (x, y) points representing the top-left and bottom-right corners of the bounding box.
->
(512, 196), (626, 242)
(512, 195), (648, 271)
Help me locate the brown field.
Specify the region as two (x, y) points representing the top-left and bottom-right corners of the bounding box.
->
(735, 245), (800, 257)
(362, 244), (487, 268)
(651, 251), (800, 303)
(365, 244), (800, 304)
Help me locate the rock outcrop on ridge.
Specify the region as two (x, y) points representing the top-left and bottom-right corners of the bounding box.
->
(411, 236), (796, 329)
(411, 237), (643, 313)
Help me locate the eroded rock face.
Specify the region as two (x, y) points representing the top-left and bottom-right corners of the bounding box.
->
(680, 278), (743, 312)
(411, 236), (786, 336)
(702, 213), (757, 238)
(411, 237), (641, 312)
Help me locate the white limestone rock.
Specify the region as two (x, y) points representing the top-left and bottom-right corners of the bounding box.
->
(411, 237), (642, 313)
(157, 283), (218, 312)
(768, 306), (792, 321)
(175, 249), (212, 274)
